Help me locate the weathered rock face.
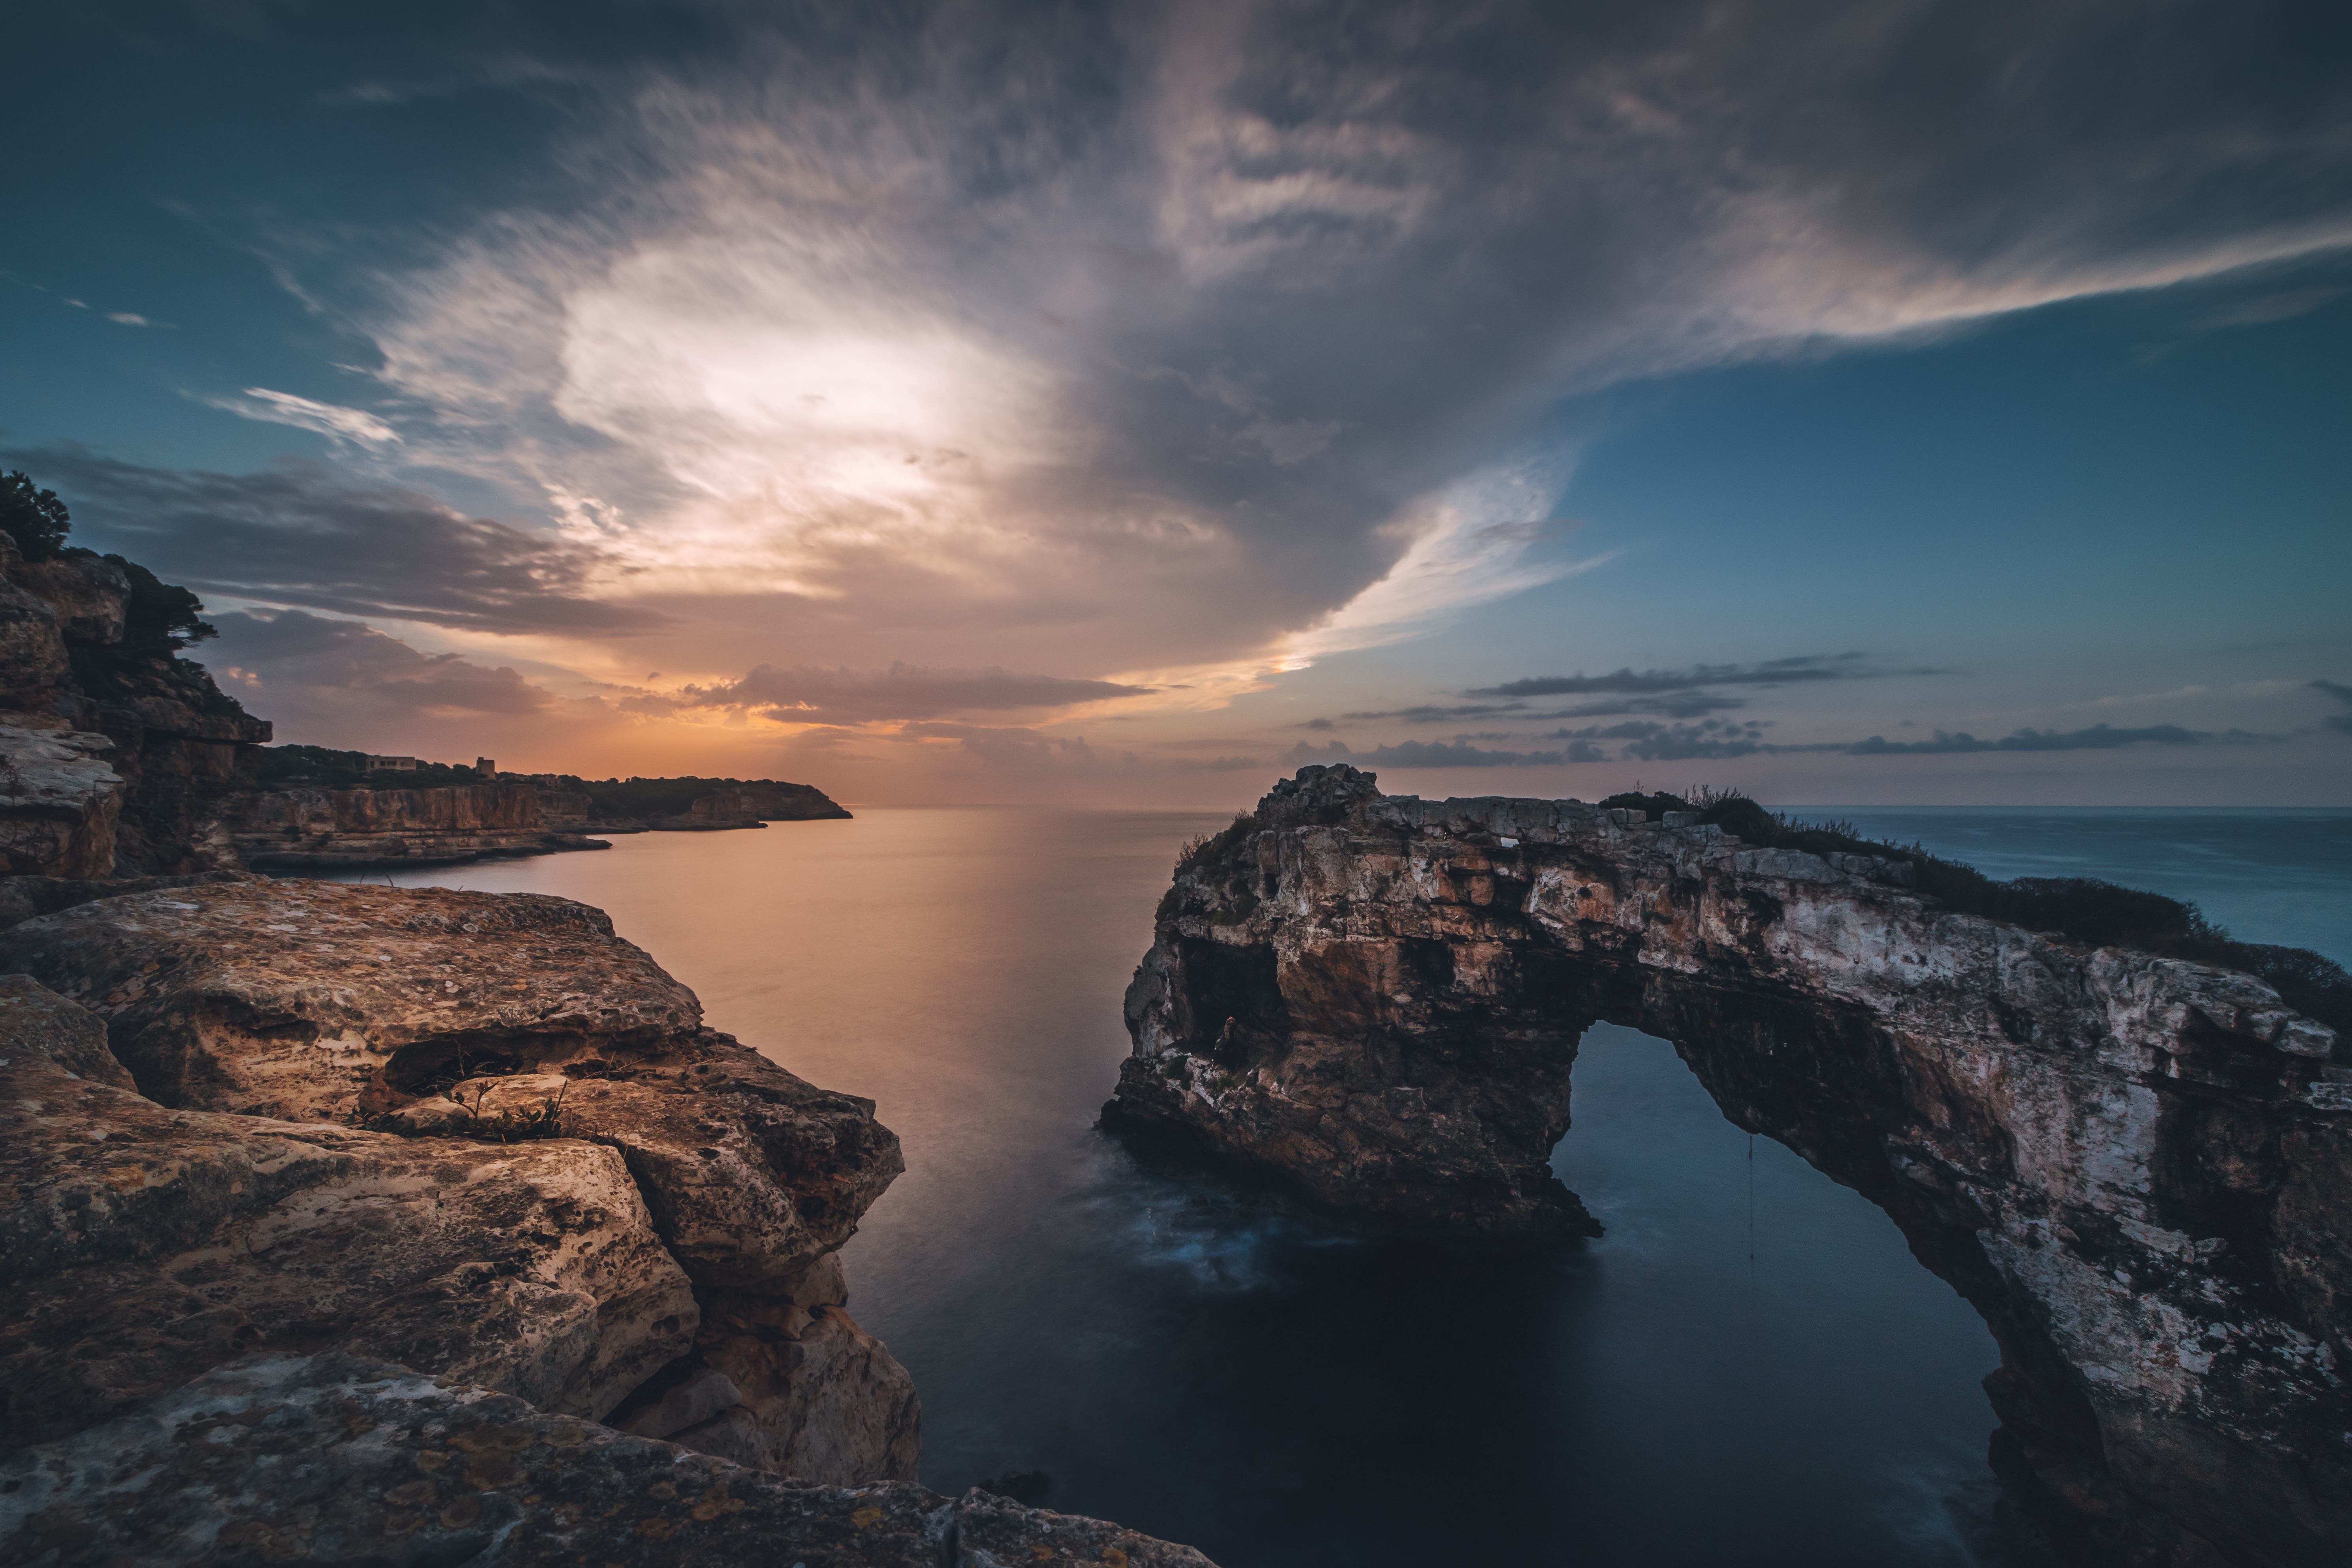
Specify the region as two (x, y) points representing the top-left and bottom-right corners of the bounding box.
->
(0, 723), (123, 879)
(230, 781), (608, 868)
(0, 533), (272, 876)
(0, 881), (918, 1488)
(0, 1352), (1216, 1567)
(1106, 765), (2349, 1568)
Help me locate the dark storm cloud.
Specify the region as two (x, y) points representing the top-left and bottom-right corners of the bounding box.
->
(2313, 680), (2352, 737)
(15, 448), (665, 636)
(205, 610), (557, 725)
(652, 663), (1152, 724)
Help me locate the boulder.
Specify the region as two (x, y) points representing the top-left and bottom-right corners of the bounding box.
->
(0, 1352), (1217, 1567)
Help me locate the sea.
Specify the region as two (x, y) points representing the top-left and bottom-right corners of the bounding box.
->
(335, 803), (2352, 1568)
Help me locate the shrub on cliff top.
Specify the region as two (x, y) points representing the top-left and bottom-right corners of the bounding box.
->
(1, 471), (71, 562)
(1179, 811), (1260, 869)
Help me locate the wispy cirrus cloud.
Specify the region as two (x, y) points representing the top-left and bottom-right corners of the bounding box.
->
(198, 388), (401, 450)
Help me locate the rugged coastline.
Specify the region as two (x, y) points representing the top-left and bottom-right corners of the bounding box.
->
(0, 530), (1210, 1561)
(1106, 764), (2349, 1568)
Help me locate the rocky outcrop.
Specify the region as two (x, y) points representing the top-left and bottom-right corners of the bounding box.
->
(229, 780), (608, 868)
(0, 534), (271, 876)
(1105, 765), (2349, 1568)
(0, 723), (123, 879)
(0, 881), (917, 1488)
(0, 1353), (1214, 1568)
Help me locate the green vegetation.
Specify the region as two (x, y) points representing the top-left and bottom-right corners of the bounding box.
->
(1179, 811), (1261, 868)
(257, 745), (488, 790)
(348, 1081), (569, 1144)
(107, 555), (216, 654)
(1619, 787), (2351, 1034)
(1, 471), (71, 561)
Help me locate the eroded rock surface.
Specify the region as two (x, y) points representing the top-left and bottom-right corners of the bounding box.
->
(0, 976), (695, 1445)
(0, 881), (917, 1487)
(0, 1353), (1215, 1567)
(1105, 764), (2349, 1568)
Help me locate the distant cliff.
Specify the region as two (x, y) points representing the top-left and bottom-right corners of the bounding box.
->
(537, 776), (853, 833)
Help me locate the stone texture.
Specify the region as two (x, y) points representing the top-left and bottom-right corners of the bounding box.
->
(0, 723), (123, 880)
(0, 980), (697, 1448)
(0, 879), (917, 1485)
(1105, 764), (2350, 1568)
(0, 1353), (1217, 1567)
(8, 554), (129, 645)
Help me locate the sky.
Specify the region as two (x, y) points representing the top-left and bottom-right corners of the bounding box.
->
(5, 0), (2349, 808)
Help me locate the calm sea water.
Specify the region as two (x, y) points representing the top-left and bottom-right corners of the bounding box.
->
(333, 804), (2351, 1566)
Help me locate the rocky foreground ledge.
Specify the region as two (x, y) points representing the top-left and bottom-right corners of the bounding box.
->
(1105, 764), (2348, 1568)
(1, 878), (1213, 1565)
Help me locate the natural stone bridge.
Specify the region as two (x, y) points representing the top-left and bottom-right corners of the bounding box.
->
(1104, 764), (2348, 1568)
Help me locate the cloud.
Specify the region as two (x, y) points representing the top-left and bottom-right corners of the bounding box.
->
(2314, 679), (2352, 737)
(206, 610), (560, 737)
(200, 388), (401, 449)
(14, 448), (666, 636)
(1551, 719), (1772, 761)
(653, 662), (1152, 724)
(1837, 724), (2279, 755)
(1473, 655), (1886, 698)
(286, 1), (2350, 686)
(1282, 738), (1575, 769)
(105, 312), (170, 329)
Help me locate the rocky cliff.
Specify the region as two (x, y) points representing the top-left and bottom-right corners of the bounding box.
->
(538, 778), (854, 834)
(0, 876), (1218, 1565)
(1105, 764), (2348, 1568)
(230, 779), (607, 868)
(0, 879), (916, 1484)
(0, 535), (269, 877)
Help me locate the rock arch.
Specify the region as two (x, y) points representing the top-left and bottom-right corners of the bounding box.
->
(1105, 766), (2348, 1567)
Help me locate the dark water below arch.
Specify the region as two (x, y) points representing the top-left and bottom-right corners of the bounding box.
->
(332, 804), (2347, 1566)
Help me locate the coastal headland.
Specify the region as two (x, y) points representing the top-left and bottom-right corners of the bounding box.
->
(1105, 764), (2350, 1568)
(0, 525), (1211, 1560)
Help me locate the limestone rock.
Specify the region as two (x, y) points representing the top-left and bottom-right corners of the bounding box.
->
(0, 720), (123, 879)
(1104, 764), (2351, 1568)
(0, 583), (67, 712)
(0, 879), (917, 1484)
(0, 880), (701, 1122)
(0, 979), (697, 1449)
(0, 1353), (1218, 1567)
(0, 868), (251, 930)
(8, 553), (129, 644)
